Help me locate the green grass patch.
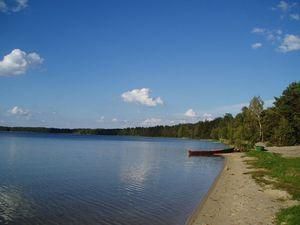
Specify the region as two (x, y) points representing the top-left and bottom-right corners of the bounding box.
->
(277, 205), (300, 225)
(246, 151), (300, 200)
(246, 150), (300, 225)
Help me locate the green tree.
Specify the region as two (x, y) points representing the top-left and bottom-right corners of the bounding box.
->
(274, 117), (296, 146)
(177, 125), (183, 137)
(274, 82), (300, 144)
(262, 107), (280, 144)
(249, 96), (264, 142)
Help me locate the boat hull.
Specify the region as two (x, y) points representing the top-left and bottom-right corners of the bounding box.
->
(188, 148), (234, 157)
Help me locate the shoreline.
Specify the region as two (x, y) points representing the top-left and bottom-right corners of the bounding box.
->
(187, 151), (298, 225)
(185, 155), (228, 225)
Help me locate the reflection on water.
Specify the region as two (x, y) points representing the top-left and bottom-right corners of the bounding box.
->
(0, 186), (34, 224)
(0, 132), (226, 225)
(122, 163), (149, 188)
(120, 143), (155, 189)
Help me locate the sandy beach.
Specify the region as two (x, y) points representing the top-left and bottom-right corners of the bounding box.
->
(188, 147), (300, 225)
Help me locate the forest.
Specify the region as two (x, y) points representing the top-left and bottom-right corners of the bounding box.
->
(1, 82), (299, 150)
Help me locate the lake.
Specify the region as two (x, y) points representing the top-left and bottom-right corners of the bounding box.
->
(0, 132), (226, 225)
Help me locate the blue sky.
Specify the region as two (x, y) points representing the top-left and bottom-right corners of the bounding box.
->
(0, 0), (299, 128)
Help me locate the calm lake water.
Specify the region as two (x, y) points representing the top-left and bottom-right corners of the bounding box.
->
(0, 132), (226, 225)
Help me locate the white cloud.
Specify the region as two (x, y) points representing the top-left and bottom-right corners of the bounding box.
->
(278, 34), (300, 52)
(112, 118), (118, 122)
(251, 28), (282, 43)
(278, 1), (289, 12)
(13, 0), (27, 12)
(9, 106), (30, 116)
(202, 113), (214, 121)
(276, 1), (297, 12)
(184, 108), (197, 117)
(96, 116), (105, 123)
(290, 13), (300, 20)
(0, 49), (43, 76)
(121, 88), (163, 107)
(276, 29), (283, 35)
(0, 1), (7, 12)
(251, 42), (263, 49)
(252, 27), (265, 34)
(141, 118), (162, 127)
(0, 0), (28, 13)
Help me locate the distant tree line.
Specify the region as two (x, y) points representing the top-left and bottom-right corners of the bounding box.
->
(0, 126), (121, 136)
(1, 82), (299, 149)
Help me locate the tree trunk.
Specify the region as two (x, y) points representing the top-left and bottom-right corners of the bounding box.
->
(258, 120), (263, 142)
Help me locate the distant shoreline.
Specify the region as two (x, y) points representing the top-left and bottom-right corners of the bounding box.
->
(0, 128), (221, 142)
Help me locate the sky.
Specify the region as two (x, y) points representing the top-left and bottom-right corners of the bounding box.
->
(0, 0), (299, 128)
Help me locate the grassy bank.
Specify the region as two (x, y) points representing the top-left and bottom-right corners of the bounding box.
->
(246, 150), (300, 225)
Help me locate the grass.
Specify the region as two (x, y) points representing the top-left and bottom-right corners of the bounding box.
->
(277, 205), (300, 225)
(246, 150), (300, 225)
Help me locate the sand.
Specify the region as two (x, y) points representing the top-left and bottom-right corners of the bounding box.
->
(187, 147), (300, 225)
(266, 146), (300, 157)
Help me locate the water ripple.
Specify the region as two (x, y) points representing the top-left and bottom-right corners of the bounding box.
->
(0, 132), (225, 225)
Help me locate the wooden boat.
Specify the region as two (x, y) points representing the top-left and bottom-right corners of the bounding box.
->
(188, 147), (234, 157)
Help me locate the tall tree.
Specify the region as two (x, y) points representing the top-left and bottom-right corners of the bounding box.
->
(249, 96), (264, 142)
(274, 82), (300, 144)
(274, 117), (296, 146)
